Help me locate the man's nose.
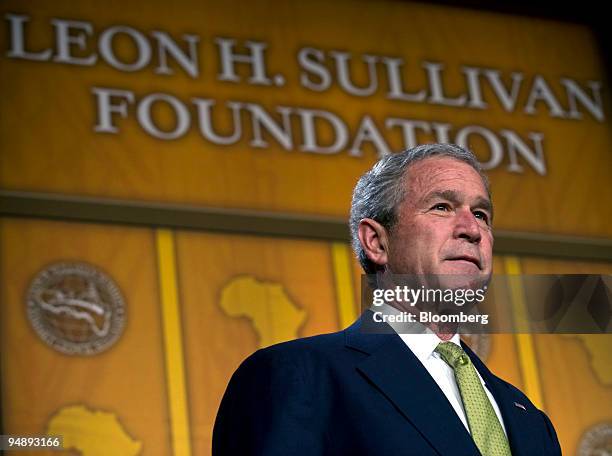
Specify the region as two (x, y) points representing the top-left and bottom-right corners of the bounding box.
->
(453, 208), (481, 243)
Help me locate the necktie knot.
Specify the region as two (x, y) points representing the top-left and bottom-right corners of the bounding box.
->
(436, 341), (470, 369)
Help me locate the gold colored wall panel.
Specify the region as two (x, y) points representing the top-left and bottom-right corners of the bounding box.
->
(1, 0), (610, 237)
(0, 218), (171, 455)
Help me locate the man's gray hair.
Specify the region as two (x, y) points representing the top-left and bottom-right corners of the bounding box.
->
(349, 143), (490, 273)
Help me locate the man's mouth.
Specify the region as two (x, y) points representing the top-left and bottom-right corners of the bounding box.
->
(446, 255), (481, 270)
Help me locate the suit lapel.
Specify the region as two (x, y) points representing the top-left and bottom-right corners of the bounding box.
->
(346, 317), (480, 455)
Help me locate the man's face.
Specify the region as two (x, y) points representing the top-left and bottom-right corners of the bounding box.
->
(385, 157), (493, 288)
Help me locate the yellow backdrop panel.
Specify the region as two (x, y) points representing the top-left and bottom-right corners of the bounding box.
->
(0, 218), (171, 455)
(0, 0), (610, 237)
(519, 257), (612, 455)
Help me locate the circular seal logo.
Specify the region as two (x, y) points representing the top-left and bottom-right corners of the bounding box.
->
(578, 423), (612, 456)
(26, 262), (126, 355)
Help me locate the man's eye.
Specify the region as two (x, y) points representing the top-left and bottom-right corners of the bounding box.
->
(432, 203), (450, 211)
(474, 211), (489, 223)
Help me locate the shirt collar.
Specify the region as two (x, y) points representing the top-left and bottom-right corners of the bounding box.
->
(399, 331), (462, 364)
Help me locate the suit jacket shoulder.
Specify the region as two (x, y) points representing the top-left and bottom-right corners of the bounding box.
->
(213, 316), (562, 456)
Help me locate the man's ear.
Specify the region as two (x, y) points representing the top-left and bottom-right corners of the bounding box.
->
(358, 218), (390, 267)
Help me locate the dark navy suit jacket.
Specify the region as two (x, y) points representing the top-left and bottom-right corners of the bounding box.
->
(213, 313), (562, 455)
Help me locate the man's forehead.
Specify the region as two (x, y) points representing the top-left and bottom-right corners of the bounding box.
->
(403, 157), (489, 198)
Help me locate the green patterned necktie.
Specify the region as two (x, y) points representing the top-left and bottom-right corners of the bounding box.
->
(435, 341), (512, 456)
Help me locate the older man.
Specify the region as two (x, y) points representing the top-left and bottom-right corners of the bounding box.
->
(213, 144), (561, 455)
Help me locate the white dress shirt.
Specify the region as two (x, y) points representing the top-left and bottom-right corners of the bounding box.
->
(373, 304), (507, 436)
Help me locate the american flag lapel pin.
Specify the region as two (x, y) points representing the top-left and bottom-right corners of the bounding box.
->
(514, 402), (526, 411)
